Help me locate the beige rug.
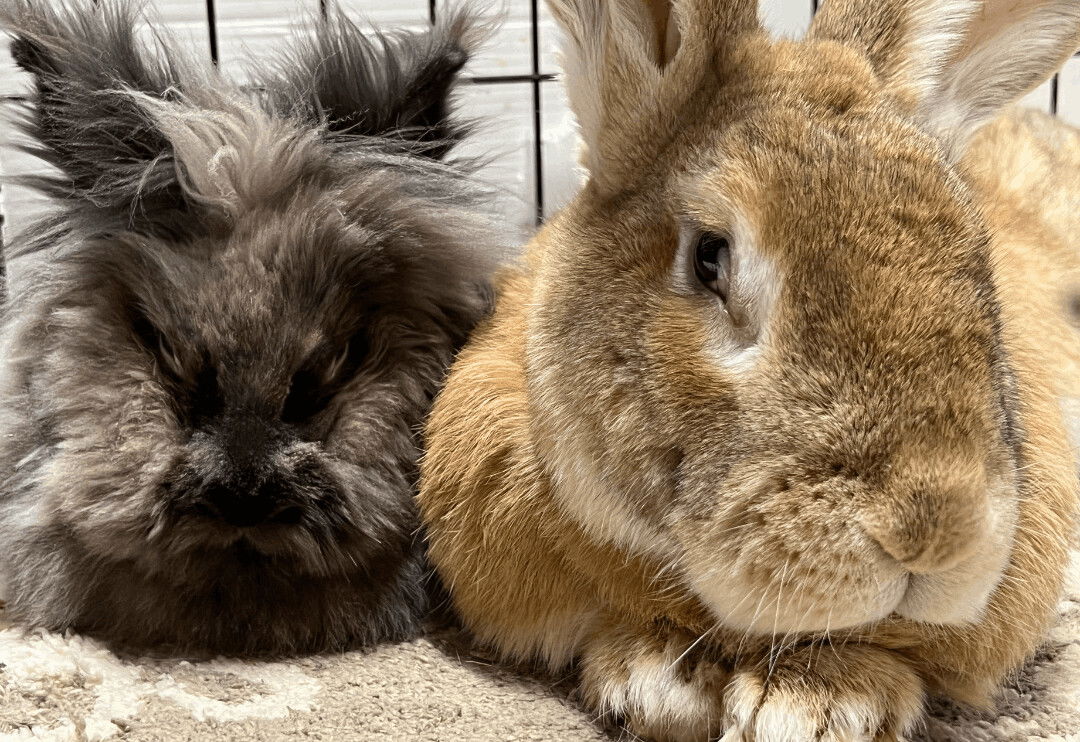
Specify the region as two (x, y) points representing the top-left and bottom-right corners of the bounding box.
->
(1, 552), (1078, 742)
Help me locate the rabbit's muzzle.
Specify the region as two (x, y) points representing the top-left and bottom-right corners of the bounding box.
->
(681, 454), (1017, 635)
(166, 412), (337, 541)
(194, 480), (306, 528)
(184, 413), (310, 529)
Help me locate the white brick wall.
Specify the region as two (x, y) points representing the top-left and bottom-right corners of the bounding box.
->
(1, 0), (1078, 243)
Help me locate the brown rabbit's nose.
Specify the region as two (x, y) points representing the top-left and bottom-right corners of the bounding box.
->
(198, 481), (303, 528)
(860, 457), (992, 575)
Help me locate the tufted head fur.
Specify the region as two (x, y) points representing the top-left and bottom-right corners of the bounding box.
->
(419, 0), (1080, 734)
(0, 0), (505, 655)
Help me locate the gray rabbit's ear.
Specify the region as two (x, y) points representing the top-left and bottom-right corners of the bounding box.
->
(261, 8), (486, 159)
(1, 0), (204, 238)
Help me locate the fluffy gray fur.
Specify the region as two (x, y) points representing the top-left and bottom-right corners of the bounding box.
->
(0, 0), (505, 656)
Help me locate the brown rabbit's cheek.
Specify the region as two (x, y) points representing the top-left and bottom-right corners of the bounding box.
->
(527, 201), (772, 555)
(532, 405), (685, 560)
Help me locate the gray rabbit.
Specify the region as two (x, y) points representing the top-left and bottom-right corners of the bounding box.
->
(0, 0), (504, 655)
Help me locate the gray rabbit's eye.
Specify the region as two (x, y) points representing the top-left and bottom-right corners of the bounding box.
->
(132, 310), (188, 386)
(188, 365), (222, 424)
(280, 332), (369, 426)
(693, 232), (732, 301)
(130, 309), (222, 426)
(281, 368), (331, 425)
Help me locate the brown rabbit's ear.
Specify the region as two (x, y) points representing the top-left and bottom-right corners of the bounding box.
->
(641, 0), (681, 66)
(549, 0), (760, 193)
(810, 0), (1080, 159)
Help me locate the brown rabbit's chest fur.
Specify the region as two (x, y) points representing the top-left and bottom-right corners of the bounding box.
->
(419, 99), (1080, 700)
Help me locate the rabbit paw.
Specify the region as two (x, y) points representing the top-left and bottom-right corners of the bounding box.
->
(719, 644), (924, 742)
(579, 618), (730, 742)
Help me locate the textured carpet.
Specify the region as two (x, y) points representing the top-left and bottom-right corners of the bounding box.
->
(0, 551), (1078, 742)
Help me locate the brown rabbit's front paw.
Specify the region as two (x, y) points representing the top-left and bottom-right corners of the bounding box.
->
(580, 618), (730, 742)
(720, 644), (924, 742)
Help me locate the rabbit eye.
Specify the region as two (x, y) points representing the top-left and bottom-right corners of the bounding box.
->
(130, 308), (222, 426)
(281, 332), (370, 426)
(693, 232), (732, 301)
(281, 368), (329, 425)
(131, 309), (184, 379)
(188, 364), (222, 423)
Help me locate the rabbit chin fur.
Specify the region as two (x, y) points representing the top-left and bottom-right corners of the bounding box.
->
(419, 0), (1080, 739)
(0, 0), (506, 656)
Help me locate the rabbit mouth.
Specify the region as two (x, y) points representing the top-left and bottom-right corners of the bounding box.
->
(190, 500), (308, 529)
(157, 518), (377, 579)
(687, 513), (1014, 635)
(145, 498), (370, 577)
(156, 493), (319, 545)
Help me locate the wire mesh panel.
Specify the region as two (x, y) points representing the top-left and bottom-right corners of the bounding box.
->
(1, 0), (1078, 244)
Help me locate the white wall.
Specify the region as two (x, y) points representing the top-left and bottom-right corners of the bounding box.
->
(1, 0), (1078, 243)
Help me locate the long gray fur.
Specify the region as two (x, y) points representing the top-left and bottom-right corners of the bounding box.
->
(0, 0), (505, 656)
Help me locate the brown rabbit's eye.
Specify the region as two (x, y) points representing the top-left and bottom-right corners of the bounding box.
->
(693, 232), (732, 301)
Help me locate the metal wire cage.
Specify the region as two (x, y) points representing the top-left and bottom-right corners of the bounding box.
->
(0, 0), (1077, 247)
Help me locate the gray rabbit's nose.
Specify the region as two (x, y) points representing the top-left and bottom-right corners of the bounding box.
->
(217, 414), (281, 471)
(197, 481), (303, 528)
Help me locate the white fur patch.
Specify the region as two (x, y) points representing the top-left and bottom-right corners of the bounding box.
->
(749, 692), (819, 742)
(546, 439), (678, 560)
(720, 675), (829, 742)
(720, 671), (894, 742)
(592, 646), (722, 741)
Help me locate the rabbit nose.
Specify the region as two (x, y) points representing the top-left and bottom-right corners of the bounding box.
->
(197, 481), (301, 528)
(860, 459), (991, 575)
(218, 414), (280, 471)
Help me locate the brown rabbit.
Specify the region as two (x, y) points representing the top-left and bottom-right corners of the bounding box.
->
(418, 0), (1080, 739)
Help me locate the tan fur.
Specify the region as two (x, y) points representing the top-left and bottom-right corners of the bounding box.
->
(965, 108), (1080, 412)
(419, 0), (1080, 739)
